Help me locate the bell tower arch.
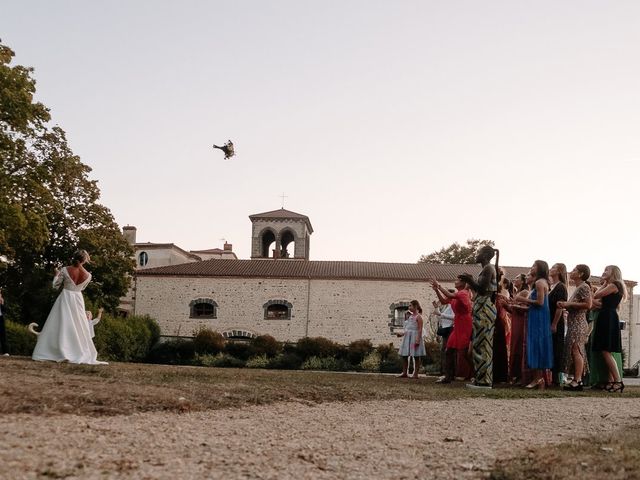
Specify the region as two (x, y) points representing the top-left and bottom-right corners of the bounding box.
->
(249, 208), (313, 260)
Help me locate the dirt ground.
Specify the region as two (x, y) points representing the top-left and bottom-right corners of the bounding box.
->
(1, 358), (639, 479)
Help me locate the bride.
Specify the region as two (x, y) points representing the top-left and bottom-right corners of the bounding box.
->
(32, 250), (107, 365)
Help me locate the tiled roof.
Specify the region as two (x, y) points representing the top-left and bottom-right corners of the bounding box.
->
(249, 208), (313, 233)
(190, 248), (224, 254)
(137, 259), (532, 282)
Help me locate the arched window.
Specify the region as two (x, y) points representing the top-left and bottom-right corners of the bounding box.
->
(222, 330), (257, 340)
(263, 300), (293, 320)
(280, 229), (296, 258)
(261, 230), (276, 258)
(138, 251), (149, 267)
(189, 298), (218, 319)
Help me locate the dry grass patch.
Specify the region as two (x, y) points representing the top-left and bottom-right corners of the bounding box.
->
(1, 356), (638, 417)
(490, 425), (640, 479)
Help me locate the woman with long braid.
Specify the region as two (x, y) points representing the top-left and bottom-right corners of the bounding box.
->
(465, 246), (498, 389)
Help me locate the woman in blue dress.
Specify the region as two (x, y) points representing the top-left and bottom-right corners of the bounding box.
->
(514, 260), (553, 389)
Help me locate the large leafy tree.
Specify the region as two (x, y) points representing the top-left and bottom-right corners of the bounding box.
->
(0, 40), (134, 322)
(419, 239), (495, 264)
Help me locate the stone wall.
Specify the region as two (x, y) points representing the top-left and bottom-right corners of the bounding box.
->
(134, 276), (446, 346)
(134, 275), (638, 365)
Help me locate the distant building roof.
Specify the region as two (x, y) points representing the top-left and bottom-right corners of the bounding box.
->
(249, 208), (313, 233)
(190, 248), (238, 259)
(137, 260), (533, 282)
(134, 243), (201, 261)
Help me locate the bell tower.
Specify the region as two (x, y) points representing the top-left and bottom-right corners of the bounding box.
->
(249, 208), (313, 260)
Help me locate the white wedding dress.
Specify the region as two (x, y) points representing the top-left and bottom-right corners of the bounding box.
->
(32, 267), (107, 365)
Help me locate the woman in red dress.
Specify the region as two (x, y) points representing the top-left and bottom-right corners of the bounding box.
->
(430, 274), (474, 383)
(508, 273), (529, 384)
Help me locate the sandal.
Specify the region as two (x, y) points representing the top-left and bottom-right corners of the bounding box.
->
(563, 381), (583, 392)
(605, 381), (625, 393)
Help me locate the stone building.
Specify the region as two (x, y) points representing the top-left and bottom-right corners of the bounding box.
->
(128, 208), (638, 367)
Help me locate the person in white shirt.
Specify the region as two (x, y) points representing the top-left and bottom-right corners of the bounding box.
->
(433, 295), (455, 375)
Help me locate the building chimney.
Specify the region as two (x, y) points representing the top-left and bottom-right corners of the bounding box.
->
(224, 242), (233, 251)
(123, 225), (137, 245)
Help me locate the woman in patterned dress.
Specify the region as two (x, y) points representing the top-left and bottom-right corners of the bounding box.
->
(466, 246), (498, 389)
(557, 264), (592, 391)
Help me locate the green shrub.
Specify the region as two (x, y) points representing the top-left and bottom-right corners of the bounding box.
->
(250, 335), (281, 358)
(333, 343), (349, 361)
(223, 341), (253, 361)
(379, 349), (403, 373)
(282, 342), (298, 355)
(301, 355), (349, 371)
(295, 336), (338, 360)
(245, 354), (270, 368)
(347, 339), (374, 366)
(93, 314), (160, 362)
(193, 328), (225, 355)
(147, 338), (195, 365)
(423, 340), (441, 368)
(197, 353), (245, 368)
(359, 351), (382, 372)
(267, 352), (303, 370)
(5, 320), (37, 356)
(376, 343), (396, 362)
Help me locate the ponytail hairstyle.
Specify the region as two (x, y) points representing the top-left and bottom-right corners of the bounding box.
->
(476, 244), (499, 282)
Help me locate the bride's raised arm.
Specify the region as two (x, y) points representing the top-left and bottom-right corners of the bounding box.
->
(52, 267), (64, 289)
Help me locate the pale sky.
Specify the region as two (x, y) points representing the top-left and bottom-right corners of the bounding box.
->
(3, 1), (640, 283)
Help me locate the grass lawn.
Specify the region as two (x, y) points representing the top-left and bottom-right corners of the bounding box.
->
(1, 356), (638, 417)
(2, 356), (640, 479)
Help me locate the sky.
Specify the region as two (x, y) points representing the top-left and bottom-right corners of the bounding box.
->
(3, 1), (640, 283)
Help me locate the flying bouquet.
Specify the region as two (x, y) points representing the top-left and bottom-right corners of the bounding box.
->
(213, 140), (235, 159)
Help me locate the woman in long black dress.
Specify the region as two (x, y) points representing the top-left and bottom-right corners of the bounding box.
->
(549, 263), (568, 386)
(592, 265), (626, 393)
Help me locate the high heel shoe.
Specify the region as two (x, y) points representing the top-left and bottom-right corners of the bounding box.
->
(563, 381), (583, 392)
(525, 378), (545, 390)
(605, 381), (625, 393)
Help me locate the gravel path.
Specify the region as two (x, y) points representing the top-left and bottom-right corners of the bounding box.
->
(1, 397), (638, 479)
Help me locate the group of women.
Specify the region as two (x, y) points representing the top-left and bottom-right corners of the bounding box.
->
(429, 247), (626, 392)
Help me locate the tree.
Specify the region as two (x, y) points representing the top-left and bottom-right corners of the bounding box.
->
(0, 40), (134, 323)
(418, 239), (495, 264)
